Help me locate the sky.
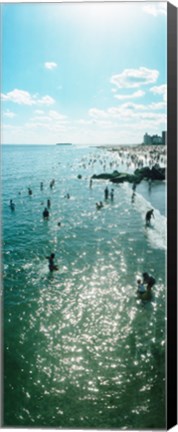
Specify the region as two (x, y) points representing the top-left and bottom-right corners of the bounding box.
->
(1, 1), (167, 145)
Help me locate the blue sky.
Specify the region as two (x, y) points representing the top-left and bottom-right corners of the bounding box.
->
(2, 2), (167, 145)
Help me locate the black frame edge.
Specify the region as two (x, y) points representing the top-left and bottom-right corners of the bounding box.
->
(167, 1), (177, 430)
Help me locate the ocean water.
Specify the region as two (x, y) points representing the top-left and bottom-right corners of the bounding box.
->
(2, 144), (166, 428)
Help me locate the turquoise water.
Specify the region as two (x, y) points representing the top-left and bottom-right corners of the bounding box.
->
(2, 145), (166, 428)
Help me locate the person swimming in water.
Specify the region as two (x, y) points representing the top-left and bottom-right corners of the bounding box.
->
(46, 253), (58, 271)
(43, 207), (49, 219)
(28, 187), (32, 196)
(50, 179), (55, 189)
(145, 209), (154, 225)
(96, 202), (103, 210)
(9, 199), (15, 210)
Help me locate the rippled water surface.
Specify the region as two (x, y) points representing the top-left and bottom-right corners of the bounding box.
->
(2, 145), (166, 428)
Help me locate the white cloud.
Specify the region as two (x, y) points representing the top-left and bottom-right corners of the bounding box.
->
(25, 121), (66, 133)
(138, 112), (166, 122)
(34, 110), (44, 115)
(89, 108), (108, 119)
(74, 107), (166, 145)
(27, 109), (68, 131)
(111, 67), (159, 89)
(38, 95), (55, 105)
(114, 90), (145, 100)
(121, 102), (145, 110)
(3, 110), (16, 118)
(44, 62), (57, 70)
(106, 103), (145, 119)
(87, 101), (166, 130)
(150, 84), (167, 101)
(149, 102), (166, 110)
(48, 110), (67, 121)
(2, 109), (166, 145)
(143, 2), (167, 17)
(1, 89), (55, 106)
(2, 89), (35, 105)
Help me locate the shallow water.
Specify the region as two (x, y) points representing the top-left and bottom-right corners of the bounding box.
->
(2, 145), (166, 428)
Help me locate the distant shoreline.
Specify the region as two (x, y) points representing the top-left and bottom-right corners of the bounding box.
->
(56, 143), (72, 146)
(97, 144), (166, 153)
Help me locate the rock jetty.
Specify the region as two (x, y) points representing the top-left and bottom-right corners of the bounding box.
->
(92, 164), (165, 184)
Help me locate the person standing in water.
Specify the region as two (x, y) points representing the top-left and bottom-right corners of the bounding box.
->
(28, 187), (32, 196)
(110, 189), (114, 201)
(142, 272), (156, 291)
(145, 209), (154, 225)
(50, 179), (55, 189)
(131, 192), (136, 203)
(46, 253), (58, 271)
(104, 186), (109, 200)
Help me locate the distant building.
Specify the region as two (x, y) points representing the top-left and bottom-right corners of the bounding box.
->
(143, 131), (167, 145)
(143, 133), (152, 145)
(152, 134), (162, 144)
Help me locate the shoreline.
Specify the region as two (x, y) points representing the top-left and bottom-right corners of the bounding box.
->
(97, 143), (166, 152)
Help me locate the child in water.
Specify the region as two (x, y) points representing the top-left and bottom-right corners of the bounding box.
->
(137, 279), (146, 294)
(46, 253), (58, 271)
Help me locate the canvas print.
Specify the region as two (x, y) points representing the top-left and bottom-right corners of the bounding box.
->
(2, 1), (167, 429)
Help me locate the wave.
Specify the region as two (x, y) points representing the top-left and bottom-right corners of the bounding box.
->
(122, 183), (167, 251)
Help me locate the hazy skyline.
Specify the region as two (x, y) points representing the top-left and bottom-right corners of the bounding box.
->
(2, 2), (167, 145)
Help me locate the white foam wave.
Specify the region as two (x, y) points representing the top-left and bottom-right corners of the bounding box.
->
(122, 183), (167, 250)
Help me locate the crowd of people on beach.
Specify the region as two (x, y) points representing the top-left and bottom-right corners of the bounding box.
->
(78, 145), (166, 173)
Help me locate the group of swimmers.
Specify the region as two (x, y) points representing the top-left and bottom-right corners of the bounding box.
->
(95, 186), (114, 210)
(8, 165), (156, 300)
(104, 186), (114, 201)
